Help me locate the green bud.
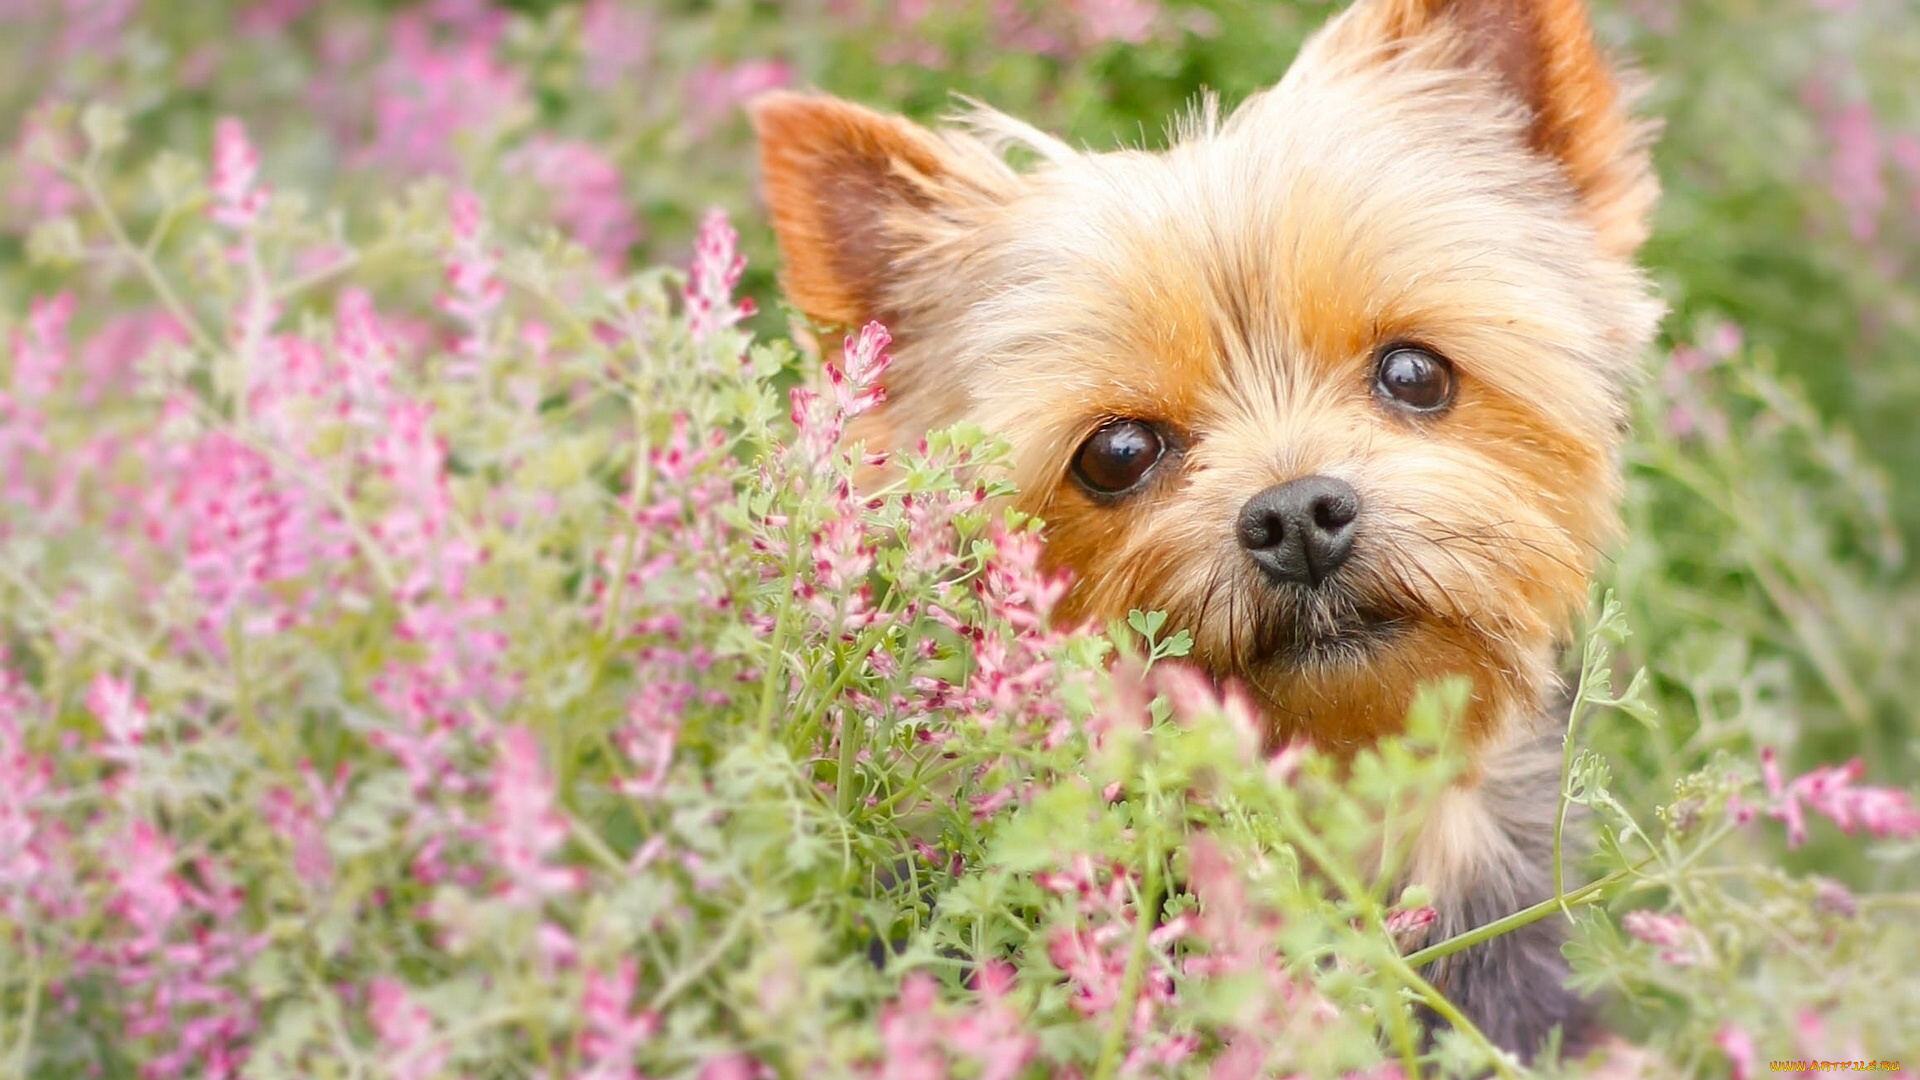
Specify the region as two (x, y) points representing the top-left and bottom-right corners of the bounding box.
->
(26, 216), (84, 266)
(81, 102), (128, 155)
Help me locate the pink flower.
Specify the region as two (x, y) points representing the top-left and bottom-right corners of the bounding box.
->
(12, 292), (74, 402)
(487, 726), (582, 904)
(868, 965), (1035, 1080)
(79, 310), (185, 405)
(1716, 1023), (1757, 1080)
(9, 104), (82, 220)
(615, 674), (686, 799)
(1757, 747), (1920, 849)
(685, 208), (755, 342)
(97, 820), (263, 1078)
(239, 0), (321, 34)
(508, 138), (641, 271)
(977, 526), (1069, 632)
(441, 189), (504, 369)
(60, 0), (140, 58)
(86, 673), (148, 768)
(777, 322), (892, 469)
(114, 820), (184, 948)
(684, 60), (792, 137)
(1800, 82), (1886, 242)
(369, 978), (446, 1080)
(1621, 910), (1698, 966)
(209, 117), (268, 229)
(577, 960), (660, 1080)
(1, 293), (75, 507)
(154, 433), (327, 640)
(580, 0), (656, 90)
(335, 287), (395, 425)
(0, 670), (52, 916)
(260, 763), (348, 891)
(698, 1054), (773, 1080)
(1072, 0), (1160, 44)
(362, 14), (524, 176)
(1385, 904), (1437, 950)
(832, 321), (892, 418)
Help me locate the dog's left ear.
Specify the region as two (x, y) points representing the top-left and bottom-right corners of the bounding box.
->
(750, 91), (1014, 333)
(1310, 0), (1657, 257)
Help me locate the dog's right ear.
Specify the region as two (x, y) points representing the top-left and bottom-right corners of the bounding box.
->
(750, 91), (994, 330)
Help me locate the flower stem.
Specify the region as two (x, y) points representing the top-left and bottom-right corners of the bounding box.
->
(1092, 833), (1163, 1080)
(1402, 857), (1651, 969)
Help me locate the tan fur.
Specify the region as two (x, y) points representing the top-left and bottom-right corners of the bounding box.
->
(753, 0), (1661, 1054)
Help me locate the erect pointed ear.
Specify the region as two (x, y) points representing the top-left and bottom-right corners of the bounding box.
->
(750, 91), (994, 330)
(1316, 0), (1657, 256)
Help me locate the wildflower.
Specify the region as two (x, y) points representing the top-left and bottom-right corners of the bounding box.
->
(869, 964), (1035, 1080)
(159, 433), (323, 639)
(697, 1054), (773, 1080)
(1758, 747), (1920, 849)
(684, 60), (791, 138)
(442, 189), (504, 369)
(1716, 1023), (1757, 1080)
(1811, 877), (1858, 918)
(1621, 910), (1699, 966)
(1385, 903), (1437, 952)
(487, 726), (583, 904)
(335, 287), (395, 425)
(509, 137), (641, 271)
(86, 673), (148, 770)
(363, 13), (524, 175)
(1071, 0), (1160, 44)
(9, 105), (81, 220)
(369, 978), (446, 1080)
(614, 671), (688, 799)
(11, 292), (74, 402)
(79, 310), (185, 405)
(831, 321), (892, 417)
(260, 763), (349, 890)
(209, 117), (268, 229)
(0, 671), (51, 916)
(577, 960), (660, 1080)
(1, 293), (75, 508)
(59, 0), (140, 58)
(685, 207), (755, 343)
(580, 0), (656, 90)
(1799, 78), (1887, 242)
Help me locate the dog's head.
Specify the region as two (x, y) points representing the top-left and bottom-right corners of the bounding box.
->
(752, 0), (1662, 749)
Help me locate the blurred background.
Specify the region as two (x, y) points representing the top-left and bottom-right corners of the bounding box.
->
(2, 0), (1915, 882)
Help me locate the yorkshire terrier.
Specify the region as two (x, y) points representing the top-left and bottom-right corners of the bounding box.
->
(751, 0), (1661, 1060)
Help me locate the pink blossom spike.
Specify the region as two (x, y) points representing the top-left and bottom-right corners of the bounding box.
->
(209, 117), (269, 229)
(685, 207), (755, 342)
(1716, 1024), (1757, 1080)
(369, 978), (447, 1080)
(0, 670), (52, 917)
(440, 189), (505, 372)
(577, 960), (660, 1080)
(1622, 910), (1698, 966)
(486, 726), (582, 904)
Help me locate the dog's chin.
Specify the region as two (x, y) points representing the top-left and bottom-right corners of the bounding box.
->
(1247, 588), (1414, 671)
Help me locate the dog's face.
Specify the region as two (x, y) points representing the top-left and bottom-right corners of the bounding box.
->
(753, 0), (1662, 750)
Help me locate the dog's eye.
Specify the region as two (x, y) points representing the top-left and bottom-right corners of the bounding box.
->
(1072, 420), (1165, 496)
(1375, 346), (1456, 412)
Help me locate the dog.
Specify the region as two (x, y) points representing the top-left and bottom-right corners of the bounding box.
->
(750, 0), (1661, 1060)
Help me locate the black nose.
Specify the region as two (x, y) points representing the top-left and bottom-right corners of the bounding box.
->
(1236, 475), (1360, 587)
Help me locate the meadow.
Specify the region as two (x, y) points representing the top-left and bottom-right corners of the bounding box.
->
(1, 0), (1918, 1077)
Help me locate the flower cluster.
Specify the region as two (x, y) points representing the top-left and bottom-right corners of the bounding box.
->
(1737, 747), (1920, 850)
(3, 0), (1920, 1076)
